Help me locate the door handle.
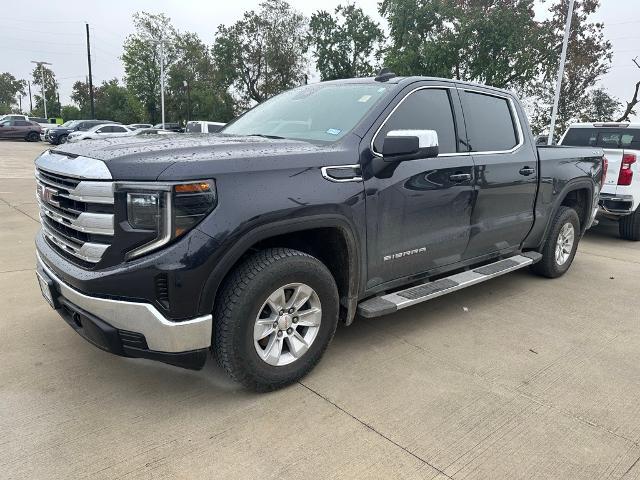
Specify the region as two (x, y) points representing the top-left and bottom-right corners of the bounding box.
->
(449, 173), (472, 183)
(519, 166), (536, 176)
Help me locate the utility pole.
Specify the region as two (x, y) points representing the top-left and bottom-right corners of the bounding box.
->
(86, 23), (95, 119)
(548, 0), (575, 145)
(28, 81), (33, 113)
(31, 60), (52, 119)
(18, 94), (22, 113)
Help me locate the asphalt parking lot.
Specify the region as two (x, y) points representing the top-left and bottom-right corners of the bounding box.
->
(1, 140), (639, 480)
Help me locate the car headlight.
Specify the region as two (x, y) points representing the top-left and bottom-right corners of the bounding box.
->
(119, 180), (217, 259)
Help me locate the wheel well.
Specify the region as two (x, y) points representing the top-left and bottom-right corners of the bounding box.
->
(224, 227), (353, 321)
(560, 188), (590, 232)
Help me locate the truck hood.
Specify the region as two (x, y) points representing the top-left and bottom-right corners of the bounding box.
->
(49, 133), (352, 180)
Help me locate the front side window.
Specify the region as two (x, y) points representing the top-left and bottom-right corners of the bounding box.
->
(223, 83), (389, 142)
(462, 92), (518, 152)
(186, 122), (202, 133)
(373, 88), (457, 154)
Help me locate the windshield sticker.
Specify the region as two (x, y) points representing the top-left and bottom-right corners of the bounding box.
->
(358, 95), (372, 103)
(326, 128), (341, 135)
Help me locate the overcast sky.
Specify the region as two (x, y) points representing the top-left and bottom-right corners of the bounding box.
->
(1, 0), (638, 121)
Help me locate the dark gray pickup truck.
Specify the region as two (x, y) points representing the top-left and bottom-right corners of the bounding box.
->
(34, 73), (605, 390)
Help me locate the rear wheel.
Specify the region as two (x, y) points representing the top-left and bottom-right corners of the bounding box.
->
(619, 207), (640, 241)
(213, 248), (339, 391)
(26, 131), (39, 142)
(531, 206), (580, 278)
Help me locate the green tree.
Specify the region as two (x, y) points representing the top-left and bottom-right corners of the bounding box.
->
(530, 0), (613, 135)
(166, 32), (235, 122)
(60, 105), (82, 121)
(31, 64), (60, 117)
(212, 0), (308, 107)
(94, 79), (143, 123)
(122, 12), (178, 123)
(309, 4), (384, 81)
(0, 72), (26, 113)
(379, 0), (549, 92)
(71, 80), (92, 117)
(580, 88), (621, 122)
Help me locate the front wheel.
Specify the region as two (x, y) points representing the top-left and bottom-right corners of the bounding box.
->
(57, 134), (68, 145)
(531, 206), (580, 278)
(213, 248), (339, 391)
(619, 207), (640, 241)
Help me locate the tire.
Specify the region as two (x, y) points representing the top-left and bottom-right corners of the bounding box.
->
(619, 207), (640, 241)
(58, 134), (68, 145)
(531, 206), (581, 278)
(213, 247), (339, 391)
(26, 131), (39, 142)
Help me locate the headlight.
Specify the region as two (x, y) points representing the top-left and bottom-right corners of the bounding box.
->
(120, 180), (217, 259)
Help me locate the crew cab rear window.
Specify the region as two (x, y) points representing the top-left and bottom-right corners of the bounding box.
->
(462, 92), (518, 152)
(562, 128), (640, 150)
(373, 88), (457, 154)
(186, 122), (202, 133)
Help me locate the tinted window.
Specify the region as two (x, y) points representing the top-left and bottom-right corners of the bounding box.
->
(562, 128), (640, 150)
(373, 88), (457, 154)
(462, 92), (518, 152)
(111, 126), (127, 133)
(207, 124), (223, 133)
(186, 122), (202, 133)
(15, 120), (30, 126)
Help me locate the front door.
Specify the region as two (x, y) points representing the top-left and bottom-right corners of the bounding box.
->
(363, 85), (475, 288)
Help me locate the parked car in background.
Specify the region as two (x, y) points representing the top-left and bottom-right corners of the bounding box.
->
(560, 122), (640, 240)
(0, 118), (41, 141)
(41, 120), (72, 142)
(34, 74), (604, 391)
(153, 122), (182, 132)
(46, 119), (118, 145)
(132, 128), (174, 136)
(67, 124), (133, 142)
(127, 123), (153, 130)
(0, 114), (54, 131)
(185, 121), (226, 133)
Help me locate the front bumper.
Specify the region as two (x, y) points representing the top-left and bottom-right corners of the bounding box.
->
(37, 253), (212, 369)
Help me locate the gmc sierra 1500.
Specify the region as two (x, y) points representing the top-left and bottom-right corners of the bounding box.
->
(34, 74), (604, 391)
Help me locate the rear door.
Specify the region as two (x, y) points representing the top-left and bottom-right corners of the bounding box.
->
(458, 88), (538, 259)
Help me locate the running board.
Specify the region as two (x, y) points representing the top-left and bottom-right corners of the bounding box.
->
(357, 252), (542, 318)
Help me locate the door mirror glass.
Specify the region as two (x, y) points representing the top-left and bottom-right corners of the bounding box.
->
(382, 129), (439, 160)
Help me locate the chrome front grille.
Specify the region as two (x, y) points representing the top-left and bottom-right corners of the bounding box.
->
(36, 167), (114, 264)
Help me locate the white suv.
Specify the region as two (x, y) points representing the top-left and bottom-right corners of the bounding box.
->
(560, 122), (640, 240)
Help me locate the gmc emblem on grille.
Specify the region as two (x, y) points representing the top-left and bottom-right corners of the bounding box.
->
(37, 184), (60, 207)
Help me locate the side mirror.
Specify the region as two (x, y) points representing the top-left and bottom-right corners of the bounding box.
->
(382, 129), (439, 161)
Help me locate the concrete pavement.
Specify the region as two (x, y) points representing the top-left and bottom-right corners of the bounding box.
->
(1, 140), (639, 479)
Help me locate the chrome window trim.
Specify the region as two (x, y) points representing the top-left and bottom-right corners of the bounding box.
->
(459, 88), (524, 155)
(370, 85), (525, 159)
(321, 165), (363, 183)
(370, 85), (457, 158)
(35, 150), (112, 180)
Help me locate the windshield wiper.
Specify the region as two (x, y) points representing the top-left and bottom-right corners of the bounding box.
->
(247, 133), (286, 139)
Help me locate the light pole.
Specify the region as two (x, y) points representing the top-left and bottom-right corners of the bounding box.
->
(143, 37), (170, 127)
(183, 80), (191, 122)
(548, 0), (575, 145)
(31, 60), (52, 119)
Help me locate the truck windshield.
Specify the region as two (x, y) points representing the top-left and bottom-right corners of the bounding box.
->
(222, 83), (389, 142)
(562, 128), (640, 150)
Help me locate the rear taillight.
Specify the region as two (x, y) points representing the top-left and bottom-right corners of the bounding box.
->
(617, 153), (636, 186)
(601, 156), (608, 186)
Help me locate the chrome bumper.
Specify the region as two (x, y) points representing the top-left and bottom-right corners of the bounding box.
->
(37, 254), (212, 353)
